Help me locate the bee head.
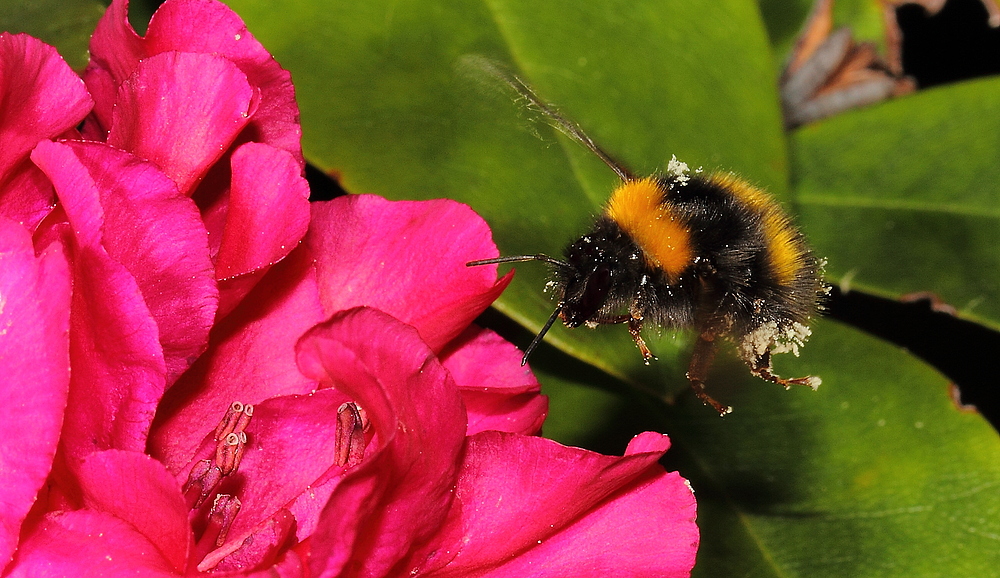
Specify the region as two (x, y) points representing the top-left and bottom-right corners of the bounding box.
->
(464, 239), (619, 365)
(559, 234), (620, 327)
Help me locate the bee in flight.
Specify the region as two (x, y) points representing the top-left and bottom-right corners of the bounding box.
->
(468, 66), (826, 415)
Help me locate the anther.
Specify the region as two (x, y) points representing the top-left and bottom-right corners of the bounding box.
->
(189, 494), (243, 573)
(208, 494), (241, 547)
(336, 402), (368, 468)
(216, 431), (247, 475)
(183, 402), (254, 510)
(213, 401), (254, 441)
(182, 459), (224, 510)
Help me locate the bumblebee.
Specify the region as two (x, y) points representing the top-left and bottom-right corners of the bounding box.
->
(468, 72), (826, 415)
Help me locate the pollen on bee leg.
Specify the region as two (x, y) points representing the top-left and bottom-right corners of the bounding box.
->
(336, 402), (369, 468)
(745, 343), (822, 391)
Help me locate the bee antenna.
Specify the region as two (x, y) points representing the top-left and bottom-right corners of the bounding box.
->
(466, 254), (573, 270)
(521, 304), (564, 366)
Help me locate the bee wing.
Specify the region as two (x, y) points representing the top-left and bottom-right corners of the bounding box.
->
(457, 55), (634, 182)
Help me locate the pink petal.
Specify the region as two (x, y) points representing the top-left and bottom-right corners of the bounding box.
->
(296, 307), (467, 578)
(0, 33), (92, 180)
(107, 51), (255, 196)
(0, 33), (91, 229)
(441, 325), (547, 435)
(193, 143), (309, 318)
(214, 142), (310, 309)
(6, 510), (178, 578)
(84, 0), (144, 133)
(415, 431), (698, 577)
(0, 163), (56, 232)
(79, 64), (117, 140)
(242, 550), (306, 578)
(85, 0), (302, 162)
(0, 220), (70, 569)
(31, 141), (167, 459)
(307, 196), (512, 351)
(41, 140), (217, 385)
(144, 0), (302, 161)
(76, 450), (191, 573)
(149, 247), (324, 472)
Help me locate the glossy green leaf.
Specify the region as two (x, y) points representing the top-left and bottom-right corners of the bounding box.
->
(793, 77), (1000, 329)
(664, 319), (1000, 576)
(2, 0), (105, 70)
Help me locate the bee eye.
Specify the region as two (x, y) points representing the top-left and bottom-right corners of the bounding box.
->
(566, 263), (612, 327)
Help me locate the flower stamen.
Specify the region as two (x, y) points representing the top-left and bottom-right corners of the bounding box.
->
(336, 402), (368, 468)
(182, 401), (254, 509)
(189, 494), (243, 573)
(213, 401), (253, 440)
(208, 494), (242, 547)
(182, 460), (224, 510)
(216, 431), (247, 475)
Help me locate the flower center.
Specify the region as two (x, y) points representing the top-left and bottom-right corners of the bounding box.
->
(181, 402), (253, 572)
(179, 399), (370, 572)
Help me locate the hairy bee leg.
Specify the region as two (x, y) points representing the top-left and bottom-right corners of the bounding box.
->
(748, 350), (821, 391)
(686, 333), (732, 416)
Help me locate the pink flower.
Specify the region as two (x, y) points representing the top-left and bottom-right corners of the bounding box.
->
(83, 0), (310, 318)
(0, 0), (699, 575)
(0, 211), (71, 570)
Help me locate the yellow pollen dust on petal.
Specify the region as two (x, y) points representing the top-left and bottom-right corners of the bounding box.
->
(605, 177), (692, 281)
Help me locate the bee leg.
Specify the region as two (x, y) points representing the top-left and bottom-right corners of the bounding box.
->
(587, 312), (655, 362)
(747, 350), (822, 391)
(627, 315), (655, 363)
(686, 332), (732, 416)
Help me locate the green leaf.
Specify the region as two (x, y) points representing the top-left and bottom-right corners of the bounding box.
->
(665, 320), (1000, 576)
(792, 77), (1000, 329)
(756, 0), (813, 59)
(2, 0), (105, 70)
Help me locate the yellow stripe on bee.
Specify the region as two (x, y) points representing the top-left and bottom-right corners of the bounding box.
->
(709, 173), (805, 286)
(605, 177), (692, 280)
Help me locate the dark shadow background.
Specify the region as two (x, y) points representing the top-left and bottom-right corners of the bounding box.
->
(898, 0), (1000, 88)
